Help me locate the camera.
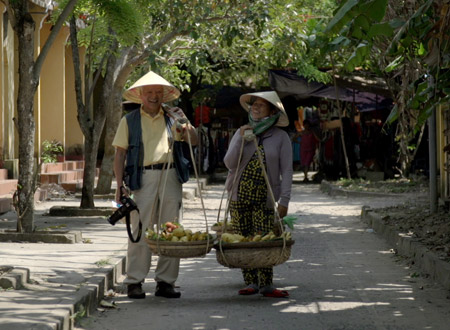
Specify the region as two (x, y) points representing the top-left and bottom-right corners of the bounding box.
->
(107, 194), (138, 225)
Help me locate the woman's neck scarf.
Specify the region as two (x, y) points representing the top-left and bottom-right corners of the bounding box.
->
(248, 112), (280, 135)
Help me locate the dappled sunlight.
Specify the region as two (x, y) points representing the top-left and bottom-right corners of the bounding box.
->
(356, 287), (413, 294)
(280, 301), (391, 313)
(300, 223), (332, 229)
(319, 227), (351, 234)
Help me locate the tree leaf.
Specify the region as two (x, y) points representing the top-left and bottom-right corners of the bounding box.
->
(325, 0), (359, 34)
(386, 104), (399, 124)
(367, 22), (393, 38)
(360, 0), (388, 22)
(384, 55), (403, 73)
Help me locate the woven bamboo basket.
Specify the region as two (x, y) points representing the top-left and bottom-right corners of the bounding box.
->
(214, 239), (295, 268)
(210, 225), (235, 237)
(146, 238), (214, 258)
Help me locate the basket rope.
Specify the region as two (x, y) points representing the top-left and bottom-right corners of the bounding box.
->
(151, 118), (211, 257)
(216, 132), (289, 268)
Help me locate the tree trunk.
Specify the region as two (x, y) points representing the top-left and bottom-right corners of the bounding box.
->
(15, 11), (38, 233)
(80, 131), (101, 208)
(16, 92), (37, 233)
(96, 46), (140, 194)
(96, 89), (123, 194)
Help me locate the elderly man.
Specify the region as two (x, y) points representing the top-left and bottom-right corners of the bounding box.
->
(113, 71), (198, 299)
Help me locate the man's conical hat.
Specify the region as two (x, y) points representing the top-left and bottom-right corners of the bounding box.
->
(123, 71), (180, 103)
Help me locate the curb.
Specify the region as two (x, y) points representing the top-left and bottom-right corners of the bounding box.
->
(64, 253), (127, 329)
(0, 229), (83, 243)
(320, 180), (402, 198)
(361, 206), (450, 290)
(0, 266), (29, 289)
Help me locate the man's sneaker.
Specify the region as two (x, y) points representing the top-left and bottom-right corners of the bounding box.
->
(127, 283), (145, 299)
(155, 281), (181, 298)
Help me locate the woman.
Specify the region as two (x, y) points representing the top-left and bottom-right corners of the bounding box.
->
(298, 119), (320, 182)
(223, 91), (293, 298)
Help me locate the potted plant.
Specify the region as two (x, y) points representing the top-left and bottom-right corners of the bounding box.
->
(41, 140), (64, 163)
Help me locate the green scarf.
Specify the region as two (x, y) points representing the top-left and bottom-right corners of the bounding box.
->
(248, 112), (280, 135)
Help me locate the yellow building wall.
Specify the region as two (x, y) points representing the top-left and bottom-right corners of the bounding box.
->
(0, 5), (4, 160)
(65, 45), (84, 155)
(0, 3), (87, 178)
(31, 7), (46, 159)
(39, 23), (68, 155)
(2, 11), (17, 160)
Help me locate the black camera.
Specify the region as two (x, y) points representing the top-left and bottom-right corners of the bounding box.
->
(108, 194), (138, 226)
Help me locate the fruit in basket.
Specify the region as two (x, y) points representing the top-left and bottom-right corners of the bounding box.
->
(252, 234), (262, 242)
(147, 228), (213, 242)
(221, 233), (245, 243)
(212, 221), (232, 228)
(172, 227), (185, 238)
(164, 221), (180, 233)
(220, 231), (292, 243)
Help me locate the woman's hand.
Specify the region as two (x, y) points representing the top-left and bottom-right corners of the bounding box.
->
(240, 124), (252, 136)
(277, 204), (288, 219)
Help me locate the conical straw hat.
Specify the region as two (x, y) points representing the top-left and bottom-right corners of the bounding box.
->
(239, 91), (289, 127)
(123, 71), (181, 103)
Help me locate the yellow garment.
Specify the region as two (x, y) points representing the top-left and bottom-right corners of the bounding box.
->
(112, 108), (179, 166)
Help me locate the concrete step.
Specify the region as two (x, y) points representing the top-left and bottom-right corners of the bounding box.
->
(60, 181), (83, 192)
(0, 169), (8, 180)
(0, 266), (30, 290)
(0, 196), (13, 214)
(0, 179), (17, 196)
(40, 169), (84, 185)
(40, 160), (85, 173)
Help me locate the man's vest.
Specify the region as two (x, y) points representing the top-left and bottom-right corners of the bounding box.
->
(123, 109), (190, 190)
(124, 109), (143, 191)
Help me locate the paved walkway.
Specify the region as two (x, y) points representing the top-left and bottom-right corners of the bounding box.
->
(1, 174), (449, 330)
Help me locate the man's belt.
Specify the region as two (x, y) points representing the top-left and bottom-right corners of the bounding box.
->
(144, 163), (170, 170)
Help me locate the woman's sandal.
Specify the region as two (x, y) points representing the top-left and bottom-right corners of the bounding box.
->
(238, 287), (259, 295)
(262, 289), (289, 298)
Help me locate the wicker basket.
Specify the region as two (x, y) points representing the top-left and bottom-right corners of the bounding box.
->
(146, 238), (214, 258)
(210, 225), (235, 237)
(214, 239), (295, 268)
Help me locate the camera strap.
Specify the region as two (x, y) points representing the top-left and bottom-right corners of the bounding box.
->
(125, 210), (142, 243)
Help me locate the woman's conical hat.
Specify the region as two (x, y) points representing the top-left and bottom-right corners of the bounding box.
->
(239, 91), (289, 127)
(123, 71), (180, 103)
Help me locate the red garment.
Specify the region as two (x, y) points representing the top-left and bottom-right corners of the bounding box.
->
(195, 105), (211, 126)
(300, 131), (317, 166)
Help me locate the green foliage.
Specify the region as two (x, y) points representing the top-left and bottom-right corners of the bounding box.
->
(66, 0), (145, 77)
(95, 0), (144, 45)
(41, 140), (64, 163)
(128, 0), (337, 92)
(320, 0), (450, 178)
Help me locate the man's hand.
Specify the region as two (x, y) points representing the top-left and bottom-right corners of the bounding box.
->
(168, 107), (188, 123)
(115, 186), (129, 205)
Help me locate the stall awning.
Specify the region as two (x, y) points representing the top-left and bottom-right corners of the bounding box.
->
(269, 69), (392, 112)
